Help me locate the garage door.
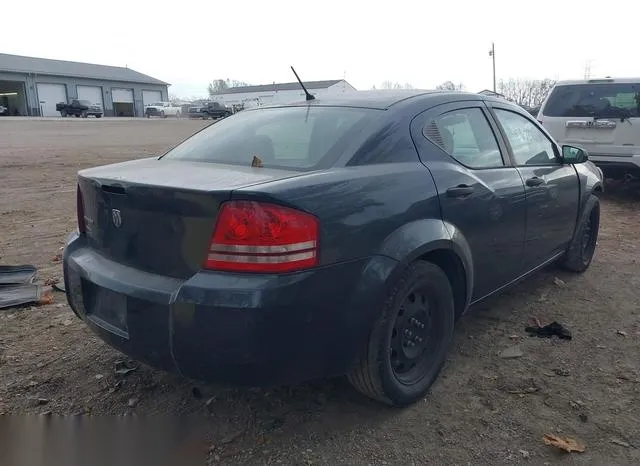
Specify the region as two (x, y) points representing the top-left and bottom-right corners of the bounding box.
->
(112, 88), (134, 103)
(142, 90), (162, 107)
(77, 85), (103, 110)
(37, 83), (67, 117)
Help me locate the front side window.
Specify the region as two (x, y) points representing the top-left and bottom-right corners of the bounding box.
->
(494, 109), (557, 166)
(544, 83), (640, 118)
(162, 106), (379, 170)
(424, 107), (503, 168)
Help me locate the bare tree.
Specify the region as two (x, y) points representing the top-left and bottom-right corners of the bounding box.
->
(436, 81), (465, 91)
(207, 79), (251, 97)
(497, 78), (555, 108)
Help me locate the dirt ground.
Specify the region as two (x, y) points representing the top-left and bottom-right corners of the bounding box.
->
(1, 119), (639, 465)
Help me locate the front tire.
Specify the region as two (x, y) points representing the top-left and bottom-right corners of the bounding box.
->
(347, 261), (455, 406)
(562, 194), (600, 272)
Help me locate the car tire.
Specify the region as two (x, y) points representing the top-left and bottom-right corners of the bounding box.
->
(60, 111), (67, 117)
(561, 194), (600, 273)
(96, 114), (102, 119)
(347, 260), (455, 406)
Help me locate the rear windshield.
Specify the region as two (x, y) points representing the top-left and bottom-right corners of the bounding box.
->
(544, 83), (640, 118)
(162, 106), (379, 170)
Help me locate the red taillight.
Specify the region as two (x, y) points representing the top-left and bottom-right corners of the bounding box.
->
(77, 185), (86, 234)
(204, 201), (319, 273)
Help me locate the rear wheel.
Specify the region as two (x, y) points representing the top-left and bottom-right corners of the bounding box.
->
(60, 110), (67, 117)
(562, 194), (600, 272)
(347, 261), (455, 406)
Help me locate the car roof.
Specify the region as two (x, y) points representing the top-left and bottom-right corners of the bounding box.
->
(554, 78), (640, 86)
(257, 90), (490, 110)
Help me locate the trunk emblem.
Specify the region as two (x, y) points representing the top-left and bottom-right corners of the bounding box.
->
(111, 209), (122, 228)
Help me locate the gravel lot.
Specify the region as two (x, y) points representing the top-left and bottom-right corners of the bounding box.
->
(0, 118), (639, 465)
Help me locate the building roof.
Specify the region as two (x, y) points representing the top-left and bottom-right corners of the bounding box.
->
(0, 53), (168, 85)
(211, 80), (345, 95)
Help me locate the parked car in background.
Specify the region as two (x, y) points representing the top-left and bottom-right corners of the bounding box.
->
(64, 91), (603, 406)
(188, 101), (233, 120)
(538, 78), (640, 179)
(56, 99), (103, 118)
(145, 102), (181, 118)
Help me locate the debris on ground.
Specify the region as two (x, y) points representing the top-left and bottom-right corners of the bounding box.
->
(221, 430), (244, 445)
(127, 397), (139, 408)
(114, 360), (138, 377)
(0, 265), (37, 285)
(610, 438), (631, 448)
(519, 449), (530, 458)
(553, 277), (567, 288)
(498, 345), (524, 359)
(553, 368), (571, 377)
(543, 434), (585, 453)
(525, 319), (572, 340)
(43, 277), (59, 287)
(52, 282), (65, 293)
(617, 330), (628, 337)
(51, 254), (62, 263)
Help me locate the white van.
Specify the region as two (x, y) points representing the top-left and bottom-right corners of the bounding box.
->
(537, 78), (640, 179)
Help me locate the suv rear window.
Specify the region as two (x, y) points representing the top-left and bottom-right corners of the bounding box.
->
(162, 106), (378, 170)
(544, 83), (640, 118)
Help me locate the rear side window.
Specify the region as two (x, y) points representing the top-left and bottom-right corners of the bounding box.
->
(162, 106), (379, 170)
(425, 107), (504, 168)
(544, 83), (640, 118)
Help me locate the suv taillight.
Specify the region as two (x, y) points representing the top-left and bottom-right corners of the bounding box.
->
(203, 201), (319, 273)
(77, 185), (86, 234)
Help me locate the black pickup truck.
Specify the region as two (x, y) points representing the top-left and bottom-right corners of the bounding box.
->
(188, 101), (232, 119)
(56, 99), (103, 118)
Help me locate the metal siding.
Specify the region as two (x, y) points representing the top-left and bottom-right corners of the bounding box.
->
(36, 83), (67, 116)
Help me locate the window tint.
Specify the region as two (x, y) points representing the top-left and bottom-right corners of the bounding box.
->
(494, 109), (557, 166)
(425, 108), (503, 168)
(162, 106), (378, 170)
(543, 83), (640, 118)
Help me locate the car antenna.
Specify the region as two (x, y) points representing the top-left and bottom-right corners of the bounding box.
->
(290, 66), (315, 101)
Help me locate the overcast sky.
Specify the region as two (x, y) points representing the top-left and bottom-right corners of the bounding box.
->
(3, 0), (637, 98)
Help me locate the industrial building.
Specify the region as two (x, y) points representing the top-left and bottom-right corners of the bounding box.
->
(0, 53), (169, 117)
(210, 80), (357, 109)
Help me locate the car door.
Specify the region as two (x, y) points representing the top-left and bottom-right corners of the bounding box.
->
(411, 103), (527, 301)
(488, 105), (580, 270)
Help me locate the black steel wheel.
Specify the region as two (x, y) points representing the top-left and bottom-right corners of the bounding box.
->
(562, 194), (600, 272)
(348, 261), (455, 406)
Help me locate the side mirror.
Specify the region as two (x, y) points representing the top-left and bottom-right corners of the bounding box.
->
(562, 145), (589, 164)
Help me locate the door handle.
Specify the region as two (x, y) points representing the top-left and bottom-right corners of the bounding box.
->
(526, 177), (545, 187)
(446, 184), (474, 197)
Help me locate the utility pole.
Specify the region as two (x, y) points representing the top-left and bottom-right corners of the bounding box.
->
(492, 44), (496, 93)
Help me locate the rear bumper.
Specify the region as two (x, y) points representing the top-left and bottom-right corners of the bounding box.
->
(63, 232), (397, 386)
(587, 154), (640, 173)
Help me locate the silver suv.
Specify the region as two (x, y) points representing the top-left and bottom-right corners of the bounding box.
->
(537, 78), (640, 179)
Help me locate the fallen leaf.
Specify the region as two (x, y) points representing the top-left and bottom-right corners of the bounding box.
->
(543, 434), (585, 453)
(43, 277), (60, 286)
(37, 292), (54, 305)
(51, 254), (62, 263)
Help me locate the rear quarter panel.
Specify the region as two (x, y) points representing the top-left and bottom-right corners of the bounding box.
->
(232, 162), (444, 266)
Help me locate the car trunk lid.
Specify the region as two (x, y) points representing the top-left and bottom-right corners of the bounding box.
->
(77, 157), (303, 279)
